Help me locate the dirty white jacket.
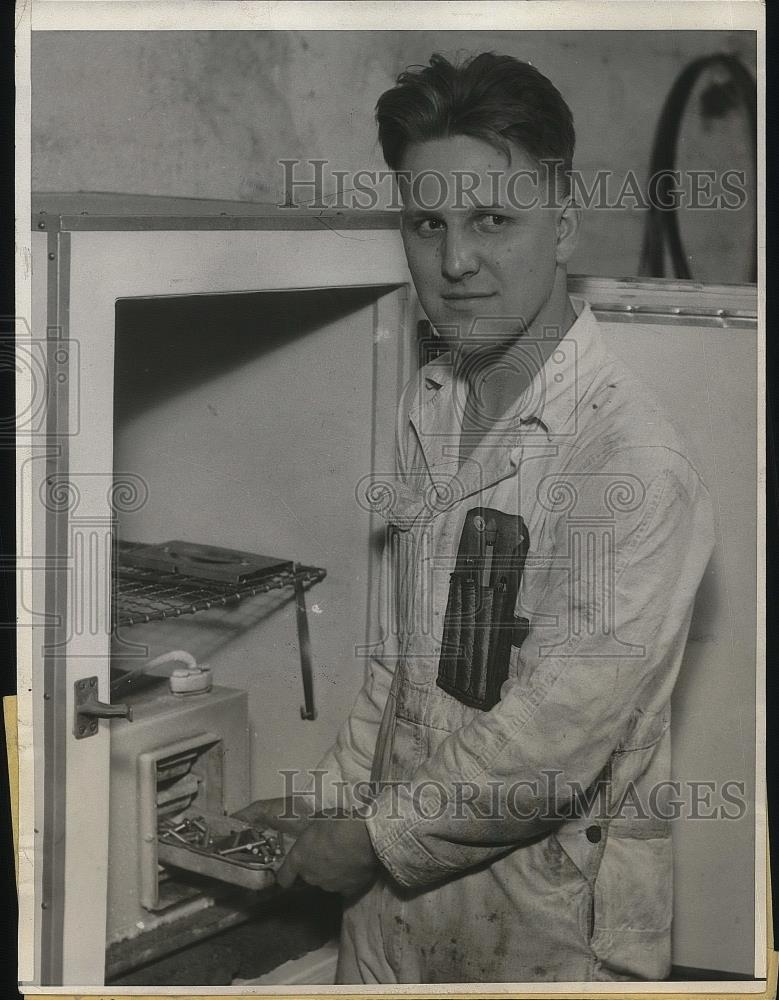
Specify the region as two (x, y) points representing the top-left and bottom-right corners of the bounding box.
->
(312, 299), (715, 984)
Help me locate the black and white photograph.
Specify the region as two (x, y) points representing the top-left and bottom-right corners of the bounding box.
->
(14, 1), (769, 993)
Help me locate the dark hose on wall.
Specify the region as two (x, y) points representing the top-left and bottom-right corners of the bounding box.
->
(639, 53), (757, 282)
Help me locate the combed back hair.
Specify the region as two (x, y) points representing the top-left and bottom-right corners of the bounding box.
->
(376, 52), (575, 194)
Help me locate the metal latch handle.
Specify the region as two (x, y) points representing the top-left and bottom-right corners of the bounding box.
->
(74, 676), (133, 739)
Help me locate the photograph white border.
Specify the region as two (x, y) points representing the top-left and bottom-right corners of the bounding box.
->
(14, 1), (769, 995)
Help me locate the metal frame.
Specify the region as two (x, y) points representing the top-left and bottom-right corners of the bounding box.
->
(39, 228), (70, 985)
(32, 194), (757, 328)
(33, 193), (401, 233)
(567, 275), (757, 328)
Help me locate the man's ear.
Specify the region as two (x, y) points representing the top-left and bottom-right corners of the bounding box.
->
(555, 197), (582, 265)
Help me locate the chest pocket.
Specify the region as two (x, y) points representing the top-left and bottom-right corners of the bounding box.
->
(437, 507), (529, 711)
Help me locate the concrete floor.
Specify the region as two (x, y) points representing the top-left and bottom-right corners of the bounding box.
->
(108, 889), (342, 987)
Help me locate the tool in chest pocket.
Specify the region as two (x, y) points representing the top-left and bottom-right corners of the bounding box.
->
(437, 507), (530, 711)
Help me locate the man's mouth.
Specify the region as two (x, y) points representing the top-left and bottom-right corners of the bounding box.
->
(441, 292), (497, 301)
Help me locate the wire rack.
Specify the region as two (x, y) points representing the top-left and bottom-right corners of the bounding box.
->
(113, 540), (326, 630)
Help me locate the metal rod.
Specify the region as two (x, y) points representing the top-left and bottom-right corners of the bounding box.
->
(294, 567), (317, 721)
(161, 829), (192, 845)
(216, 840), (270, 857)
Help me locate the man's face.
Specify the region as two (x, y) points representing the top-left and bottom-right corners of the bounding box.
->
(398, 135), (578, 351)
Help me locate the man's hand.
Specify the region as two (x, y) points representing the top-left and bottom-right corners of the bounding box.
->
(232, 795), (313, 837)
(275, 811), (379, 897)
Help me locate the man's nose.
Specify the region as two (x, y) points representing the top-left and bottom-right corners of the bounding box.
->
(441, 231), (480, 282)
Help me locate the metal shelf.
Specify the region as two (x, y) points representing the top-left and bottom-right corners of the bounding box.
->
(113, 540), (326, 630)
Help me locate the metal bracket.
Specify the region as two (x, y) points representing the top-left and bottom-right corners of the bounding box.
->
(74, 676), (133, 739)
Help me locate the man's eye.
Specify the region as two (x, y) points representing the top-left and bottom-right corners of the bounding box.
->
(476, 214), (508, 231)
(415, 218), (445, 236)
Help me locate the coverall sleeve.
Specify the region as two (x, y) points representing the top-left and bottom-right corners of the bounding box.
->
(365, 446), (715, 888)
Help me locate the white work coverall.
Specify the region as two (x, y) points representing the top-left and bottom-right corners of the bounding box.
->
(310, 299), (715, 984)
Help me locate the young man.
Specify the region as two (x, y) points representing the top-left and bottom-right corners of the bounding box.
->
(237, 53), (714, 984)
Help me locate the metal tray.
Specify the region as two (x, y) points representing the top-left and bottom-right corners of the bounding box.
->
(157, 812), (285, 893)
(120, 540), (293, 584)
